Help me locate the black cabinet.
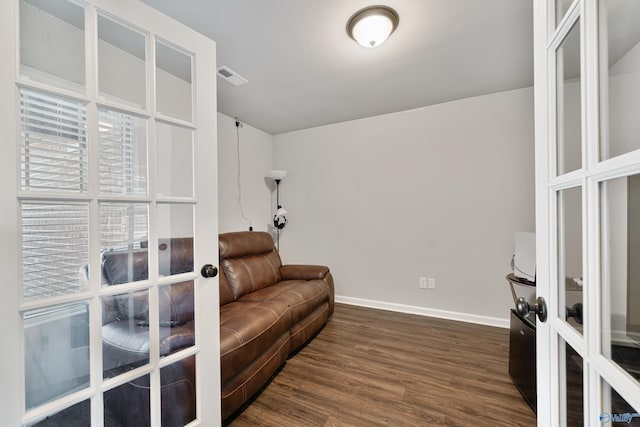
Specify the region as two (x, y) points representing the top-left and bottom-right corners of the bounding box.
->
(509, 309), (536, 413)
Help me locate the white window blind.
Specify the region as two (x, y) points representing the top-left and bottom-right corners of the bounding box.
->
(21, 202), (89, 299)
(20, 88), (88, 192)
(98, 109), (147, 195)
(19, 90), (149, 298)
(100, 203), (149, 251)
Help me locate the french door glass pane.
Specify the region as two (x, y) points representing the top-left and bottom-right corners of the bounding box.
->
(158, 238), (194, 278)
(100, 202), (149, 250)
(159, 281), (194, 356)
(562, 337), (584, 425)
(98, 13), (146, 109)
(155, 41), (193, 122)
(102, 289), (150, 379)
(98, 108), (148, 195)
(161, 355), (196, 426)
(100, 203), (149, 285)
(600, 0), (640, 160)
(30, 399), (90, 426)
(556, 0), (574, 27)
(20, 89), (88, 193)
(104, 375), (151, 427)
(19, 0), (85, 92)
(558, 186), (584, 334)
(556, 19), (582, 175)
(24, 303), (90, 409)
(600, 174), (640, 385)
(21, 201), (89, 299)
(158, 204), (193, 277)
(156, 122), (194, 197)
(600, 381), (640, 425)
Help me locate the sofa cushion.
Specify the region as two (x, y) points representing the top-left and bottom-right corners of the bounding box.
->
(280, 265), (329, 281)
(238, 279), (329, 325)
(219, 231), (276, 258)
(218, 269), (235, 306)
(219, 231), (283, 300)
(220, 301), (291, 384)
(221, 251), (282, 300)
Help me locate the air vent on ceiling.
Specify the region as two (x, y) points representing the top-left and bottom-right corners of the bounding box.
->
(217, 66), (248, 87)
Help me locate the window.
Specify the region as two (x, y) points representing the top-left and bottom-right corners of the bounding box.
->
(98, 108), (147, 195)
(20, 88), (88, 192)
(19, 89), (149, 299)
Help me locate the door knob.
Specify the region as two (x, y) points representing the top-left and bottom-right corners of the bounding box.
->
(200, 264), (218, 278)
(516, 296), (548, 322)
(566, 302), (583, 325)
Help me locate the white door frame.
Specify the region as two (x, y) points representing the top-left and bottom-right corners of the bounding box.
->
(0, 1), (220, 424)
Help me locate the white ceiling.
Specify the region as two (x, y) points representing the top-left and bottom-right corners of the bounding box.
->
(142, 0), (534, 135)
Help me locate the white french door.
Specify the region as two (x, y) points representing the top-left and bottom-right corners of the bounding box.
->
(0, 0), (220, 425)
(534, 0), (640, 425)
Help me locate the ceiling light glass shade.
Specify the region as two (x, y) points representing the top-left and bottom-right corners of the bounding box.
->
(347, 6), (399, 48)
(270, 169), (287, 180)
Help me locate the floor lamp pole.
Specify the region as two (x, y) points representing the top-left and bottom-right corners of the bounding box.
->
(275, 179), (281, 250)
(270, 170), (287, 251)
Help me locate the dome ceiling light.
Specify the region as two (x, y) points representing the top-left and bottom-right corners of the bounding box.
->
(346, 5), (399, 48)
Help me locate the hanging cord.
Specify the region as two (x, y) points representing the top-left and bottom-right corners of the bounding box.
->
(235, 119), (252, 230)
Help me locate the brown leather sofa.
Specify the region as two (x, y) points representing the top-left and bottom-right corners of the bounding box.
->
(97, 232), (334, 424)
(218, 231), (334, 420)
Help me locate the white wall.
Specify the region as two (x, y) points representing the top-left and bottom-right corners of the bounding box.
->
(217, 113), (275, 233)
(273, 87), (535, 324)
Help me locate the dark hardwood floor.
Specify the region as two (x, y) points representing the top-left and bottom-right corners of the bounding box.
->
(228, 303), (536, 426)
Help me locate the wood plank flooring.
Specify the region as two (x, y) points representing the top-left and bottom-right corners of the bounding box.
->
(227, 303), (536, 426)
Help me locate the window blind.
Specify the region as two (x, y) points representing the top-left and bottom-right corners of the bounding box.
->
(98, 109), (147, 195)
(100, 203), (149, 251)
(20, 88), (88, 192)
(19, 90), (150, 298)
(21, 202), (89, 299)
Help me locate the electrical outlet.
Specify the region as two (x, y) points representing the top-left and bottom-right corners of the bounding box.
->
(428, 278), (436, 289)
(419, 277), (428, 289)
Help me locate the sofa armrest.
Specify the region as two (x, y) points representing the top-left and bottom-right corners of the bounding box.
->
(280, 265), (329, 281)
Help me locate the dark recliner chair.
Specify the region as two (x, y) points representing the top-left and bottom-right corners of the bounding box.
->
(100, 237), (196, 427)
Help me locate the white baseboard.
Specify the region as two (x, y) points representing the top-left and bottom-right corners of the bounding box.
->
(335, 295), (510, 329)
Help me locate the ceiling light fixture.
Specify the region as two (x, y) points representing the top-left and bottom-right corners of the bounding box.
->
(347, 5), (399, 48)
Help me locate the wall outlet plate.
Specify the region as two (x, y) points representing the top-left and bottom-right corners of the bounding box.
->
(419, 277), (428, 289)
